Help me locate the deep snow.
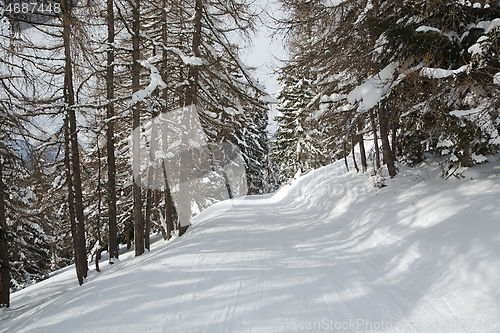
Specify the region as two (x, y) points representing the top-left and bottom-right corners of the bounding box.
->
(1, 158), (500, 333)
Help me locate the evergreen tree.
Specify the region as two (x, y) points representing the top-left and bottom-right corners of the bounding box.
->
(277, 0), (500, 178)
(273, 74), (323, 183)
(371, 0), (500, 171)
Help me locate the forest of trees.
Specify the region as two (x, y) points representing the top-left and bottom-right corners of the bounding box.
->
(1, 0), (500, 309)
(0, 0), (272, 307)
(273, 0), (500, 182)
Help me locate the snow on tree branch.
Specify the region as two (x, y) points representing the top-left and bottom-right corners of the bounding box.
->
(131, 55), (167, 104)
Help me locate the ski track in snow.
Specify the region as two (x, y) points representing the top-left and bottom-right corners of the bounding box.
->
(2, 159), (500, 332)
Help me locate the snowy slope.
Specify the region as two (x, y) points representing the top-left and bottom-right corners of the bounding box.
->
(1, 159), (500, 333)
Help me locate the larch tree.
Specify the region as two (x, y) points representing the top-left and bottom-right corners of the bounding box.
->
(61, 0), (88, 285)
(106, 0), (119, 261)
(131, 0), (145, 256)
(133, 0), (272, 234)
(1, 1), (67, 300)
(0, 153), (8, 308)
(0, 0), (274, 296)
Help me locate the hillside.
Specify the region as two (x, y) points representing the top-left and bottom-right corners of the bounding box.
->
(1, 158), (500, 333)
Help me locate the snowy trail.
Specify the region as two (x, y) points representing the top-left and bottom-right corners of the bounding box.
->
(2, 160), (500, 332)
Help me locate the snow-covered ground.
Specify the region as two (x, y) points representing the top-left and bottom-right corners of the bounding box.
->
(1, 158), (500, 333)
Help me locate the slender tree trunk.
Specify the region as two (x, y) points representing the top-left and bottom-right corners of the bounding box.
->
(126, 223), (132, 250)
(0, 159), (10, 308)
(177, 110), (191, 237)
(161, 0), (177, 240)
(358, 118), (367, 173)
(223, 170), (233, 199)
(391, 127), (397, 163)
(343, 141), (349, 172)
(152, 189), (168, 240)
(64, 117), (82, 285)
(96, 142), (102, 273)
(378, 105), (396, 178)
(351, 135), (359, 172)
(145, 189), (152, 251)
(145, 110), (160, 251)
(106, 0), (118, 261)
(132, 0), (144, 256)
(62, 1), (88, 284)
(176, 0), (202, 237)
(162, 161), (176, 240)
(461, 143), (471, 167)
(370, 110), (381, 170)
(495, 115), (500, 138)
(186, 0), (202, 106)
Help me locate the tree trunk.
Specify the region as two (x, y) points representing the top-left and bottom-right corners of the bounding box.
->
(177, 110), (191, 237)
(152, 190), (167, 240)
(132, 0), (144, 256)
(223, 169), (233, 199)
(176, 0), (202, 237)
(186, 0), (202, 106)
(96, 141), (102, 273)
(161, 0), (177, 241)
(62, 1), (88, 284)
(0, 159), (10, 308)
(370, 110), (381, 170)
(125, 223), (133, 250)
(162, 161), (176, 240)
(351, 135), (359, 172)
(64, 117), (82, 285)
(106, 0), (118, 261)
(461, 142), (471, 167)
(343, 141), (349, 172)
(358, 118), (367, 173)
(378, 105), (396, 178)
(145, 189), (152, 251)
(391, 127), (397, 163)
(145, 110), (160, 251)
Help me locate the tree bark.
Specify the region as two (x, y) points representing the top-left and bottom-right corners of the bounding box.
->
(461, 142), (471, 167)
(145, 188), (152, 251)
(162, 161), (176, 240)
(177, 111), (191, 237)
(343, 141), (349, 172)
(62, 1), (88, 284)
(161, 3), (177, 240)
(351, 135), (359, 172)
(391, 127), (397, 163)
(176, 0), (202, 237)
(145, 110), (160, 251)
(378, 105), (396, 178)
(132, 0), (144, 256)
(185, 0), (202, 106)
(96, 140), (102, 273)
(106, 0), (118, 261)
(370, 110), (381, 170)
(0, 159), (10, 308)
(358, 118), (367, 173)
(64, 117), (78, 282)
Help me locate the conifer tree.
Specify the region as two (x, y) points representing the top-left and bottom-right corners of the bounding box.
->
(273, 74), (322, 183)
(106, 0), (119, 261)
(277, 0), (500, 177)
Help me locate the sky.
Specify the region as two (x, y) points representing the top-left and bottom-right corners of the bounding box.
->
(242, 24), (286, 97)
(241, 1), (287, 135)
